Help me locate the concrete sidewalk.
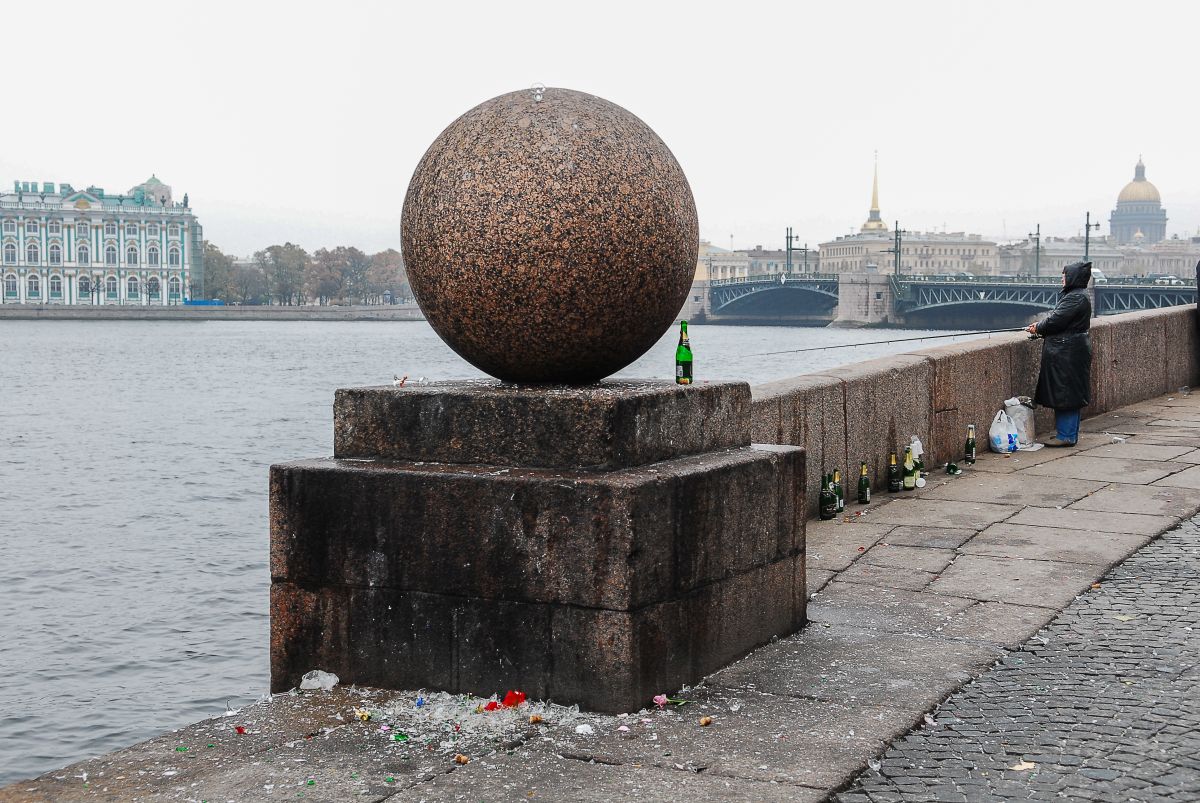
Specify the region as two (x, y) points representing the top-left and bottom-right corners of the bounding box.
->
(6, 390), (1200, 802)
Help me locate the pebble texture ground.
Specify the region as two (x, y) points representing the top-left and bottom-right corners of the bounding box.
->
(6, 391), (1200, 801)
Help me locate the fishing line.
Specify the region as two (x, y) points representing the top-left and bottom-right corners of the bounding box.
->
(743, 327), (1027, 358)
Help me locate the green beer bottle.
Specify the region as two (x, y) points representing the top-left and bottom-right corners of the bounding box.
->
(887, 452), (902, 493)
(834, 468), (845, 513)
(964, 424), (977, 465)
(818, 472), (837, 520)
(902, 447), (916, 491)
(857, 461), (871, 504)
(675, 320), (693, 385)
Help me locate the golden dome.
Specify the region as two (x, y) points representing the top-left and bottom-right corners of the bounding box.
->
(1117, 158), (1161, 204)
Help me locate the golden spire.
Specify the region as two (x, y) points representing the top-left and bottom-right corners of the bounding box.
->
(861, 151), (888, 232)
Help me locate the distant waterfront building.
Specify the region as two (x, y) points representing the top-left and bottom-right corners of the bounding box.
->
(997, 237), (1124, 278)
(1109, 157), (1167, 244)
(0, 176), (202, 305)
(819, 160), (998, 275)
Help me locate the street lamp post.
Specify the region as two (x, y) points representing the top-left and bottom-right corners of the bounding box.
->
(1029, 223), (1041, 278)
(785, 228), (810, 274)
(885, 220), (909, 276)
(1084, 212), (1100, 262)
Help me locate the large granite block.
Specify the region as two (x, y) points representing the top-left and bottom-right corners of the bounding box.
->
(334, 379), (750, 469)
(1107, 309), (1169, 410)
(752, 373), (846, 518)
(1162, 306), (1198, 392)
(271, 445), (802, 611)
(271, 555), (805, 713)
(841, 354), (933, 490)
(917, 336), (1016, 465)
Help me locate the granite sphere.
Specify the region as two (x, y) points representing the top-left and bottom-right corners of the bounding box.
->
(401, 87), (699, 384)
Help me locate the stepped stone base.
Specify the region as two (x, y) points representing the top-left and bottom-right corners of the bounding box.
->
(270, 380), (805, 713)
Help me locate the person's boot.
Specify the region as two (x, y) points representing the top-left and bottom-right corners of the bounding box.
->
(1043, 437), (1076, 447)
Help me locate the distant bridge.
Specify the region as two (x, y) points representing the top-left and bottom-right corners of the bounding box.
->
(708, 273), (840, 319)
(892, 275), (1198, 318)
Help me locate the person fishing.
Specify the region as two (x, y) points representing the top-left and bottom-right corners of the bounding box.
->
(1024, 261), (1093, 446)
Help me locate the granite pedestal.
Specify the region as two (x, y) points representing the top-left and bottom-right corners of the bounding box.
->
(270, 380), (806, 713)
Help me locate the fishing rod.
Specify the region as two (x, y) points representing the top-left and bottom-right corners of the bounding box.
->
(744, 327), (1028, 358)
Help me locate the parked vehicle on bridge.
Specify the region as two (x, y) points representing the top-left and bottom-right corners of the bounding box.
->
(1151, 274), (1185, 286)
(1091, 269), (1108, 284)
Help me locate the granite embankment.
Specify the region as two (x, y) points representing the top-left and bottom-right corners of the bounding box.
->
(0, 304), (425, 321)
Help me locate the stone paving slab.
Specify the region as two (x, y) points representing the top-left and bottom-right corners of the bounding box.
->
(859, 499), (1020, 530)
(1067, 482), (1200, 518)
(708, 626), (1002, 710)
(805, 521), (891, 571)
(880, 525), (977, 549)
(859, 544), (957, 573)
(934, 601), (1060, 648)
(1077, 442), (1197, 461)
(833, 561), (939, 592)
(963, 522), (1150, 566)
(806, 581), (977, 638)
(806, 568), (838, 595)
(1152, 464), (1200, 489)
(1024, 454), (1184, 484)
(922, 472), (1105, 508)
(1006, 505), (1177, 535)
(1172, 448), (1200, 462)
(930, 554), (1102, 609)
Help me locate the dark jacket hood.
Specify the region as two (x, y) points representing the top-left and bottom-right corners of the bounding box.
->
(1063, 261), (1092, 293)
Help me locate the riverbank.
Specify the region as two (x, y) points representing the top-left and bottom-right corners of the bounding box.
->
(6, 390), (1200, 801)
(0, 304), (425, 321)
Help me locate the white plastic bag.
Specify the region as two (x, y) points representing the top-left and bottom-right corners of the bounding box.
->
(989, 410), (1019, 453)
(1003, 397), (1036, 448)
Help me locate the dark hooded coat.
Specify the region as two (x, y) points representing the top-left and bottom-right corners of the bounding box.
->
(1034, 261), (1092, 410)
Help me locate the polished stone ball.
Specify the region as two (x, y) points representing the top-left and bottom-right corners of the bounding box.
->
(401, 87), (699, 384)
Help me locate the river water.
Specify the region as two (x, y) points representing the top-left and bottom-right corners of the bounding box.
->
(0, 319), (987, 784)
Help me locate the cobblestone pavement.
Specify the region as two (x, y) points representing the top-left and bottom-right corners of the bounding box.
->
(835, 517), (1200, 803)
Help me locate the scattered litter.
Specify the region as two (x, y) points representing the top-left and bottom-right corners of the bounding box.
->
(393, 732), (409, 742)
(1113, 614), (1136, 622)
(174, 746), (187, 752)
(299, 670), (339, 692)
(353, 708), (372, 722)
(653, 694), (691, 708)
(529, 715), (544, 725)
(699, 716), (713, 727)
(1106, 434), (1127, 444)
(1091, 583), (1102, 589)
(1009, 760), (1037, 772)
(1180, 387), (1191, 396)
(922, 714), (937, 728)
(393, 374), (407, 388)
(868, 758), (882, 771)
(453, 754), (470, 765)
(617, 725), (630, 732)
(234, 726), (246, 735)
(574, 724), (595, 736)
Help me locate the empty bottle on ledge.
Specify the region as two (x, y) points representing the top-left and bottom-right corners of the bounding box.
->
(887, 452), (902, 493)
(964, 424), (977, 465)
(857, 461), (871, 504)
(902, 447), (917, 491)
(834, 468), (845, 513)
(819, 471), (837, 520)
(675, 320), (693, 385)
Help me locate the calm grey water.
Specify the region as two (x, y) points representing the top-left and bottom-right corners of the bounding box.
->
(0, 320), (985, 784)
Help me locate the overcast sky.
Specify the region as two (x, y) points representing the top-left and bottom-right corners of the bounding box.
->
(3, 1), (1196, 256)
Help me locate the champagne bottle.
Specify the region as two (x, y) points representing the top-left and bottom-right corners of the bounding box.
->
(675, 320), (693, 385)
(834, 469), (844, 513)
(902, 447), (916, 491)
(857, 461), (871, 504)
(887, 452), (902, 493)
(964, 424), (977, 465)
(818, 471), (837, 520)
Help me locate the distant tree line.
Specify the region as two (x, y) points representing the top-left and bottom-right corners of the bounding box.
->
(201, 242), (411, 306)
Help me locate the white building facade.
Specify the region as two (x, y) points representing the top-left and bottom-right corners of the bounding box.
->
(0, 176), (202, 305)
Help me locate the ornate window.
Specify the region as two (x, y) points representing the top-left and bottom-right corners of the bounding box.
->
(125, 223), (138, 237)
(127, 276), (140, 298)
(49, 274), (63, 298)
(105, 245), (118, 266)
(147, 245), (160, 267)
(168, 247), (181, 267)
(26, 243), (39, 264)
(168, 224), (180, 237)
(48, 220), (61, 235)
(147, 276), (161, 298)
(105, 276), (118, 297)
(76, 221), (89, 239)
(4, 273), (18, 296)
(78, 275), (92, 297)
(104, 222), (117, 237)
(77, 244), (90, 266)
(25, 220), (39, 235)
(147, 223), (160, 237)
(3, 243), (16, 264)
(168, 276), (181, 298)
(1, 219), (15, 235)
(126, 245), (139, 266)
(27, 274), (40, 298)
(49, 243), (62, 266)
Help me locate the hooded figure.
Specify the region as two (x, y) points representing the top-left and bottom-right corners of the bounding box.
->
(1029, 261), (1092, 446)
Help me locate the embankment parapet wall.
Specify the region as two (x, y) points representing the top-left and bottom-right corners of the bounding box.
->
(0, 305), (425, 321)
(751, 305), (1200, 518)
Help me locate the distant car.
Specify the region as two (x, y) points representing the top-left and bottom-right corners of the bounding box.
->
(954, 272), (974, 281)
(1154, 275), (1184, 286)
(1091, 268), (1108, 284)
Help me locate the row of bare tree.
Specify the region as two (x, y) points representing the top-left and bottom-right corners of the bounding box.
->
(202, 242), (411, 306)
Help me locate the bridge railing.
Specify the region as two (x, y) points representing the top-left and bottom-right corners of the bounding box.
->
(709, 273), (838, 287)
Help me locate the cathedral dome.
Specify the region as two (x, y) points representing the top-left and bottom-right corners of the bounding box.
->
(1116, 158), (1161, 204)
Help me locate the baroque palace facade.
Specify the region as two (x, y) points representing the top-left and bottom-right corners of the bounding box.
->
(0, 176), (202, 305)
